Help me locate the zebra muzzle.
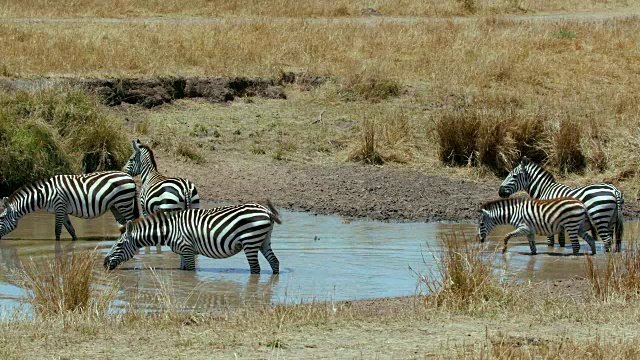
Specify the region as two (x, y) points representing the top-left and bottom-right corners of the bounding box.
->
(103, 256), (111, 270)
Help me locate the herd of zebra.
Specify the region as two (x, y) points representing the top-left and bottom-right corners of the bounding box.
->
(480, 157), (624, 256)
(0, 142), (628, 275)
(0, 140), (281, 274)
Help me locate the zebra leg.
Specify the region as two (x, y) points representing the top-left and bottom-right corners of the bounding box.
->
(243, 246), (261, 274)
(527, 233), (537, 255)
(547, 235), (555, 247)
(54, 213), (64, 241)
(579, 227), (596, 255)
(502, 226), (531, 254)
(109, 208), (127, 225)
(62, 214), (78, 241)
(259, 230), (279, 274)
(179, 252), (196, 271)
(557, 231), (566, 247)
(567, 231), (581, 256)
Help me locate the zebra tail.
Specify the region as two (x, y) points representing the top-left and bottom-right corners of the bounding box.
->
(615, 190), (625, 245)
(184, 188), (192, 211)
(133, 191), (141, 220)
(264, 199), (282, 225)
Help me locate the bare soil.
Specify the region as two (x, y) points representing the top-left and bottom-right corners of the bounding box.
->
(157, 151), (640, 222)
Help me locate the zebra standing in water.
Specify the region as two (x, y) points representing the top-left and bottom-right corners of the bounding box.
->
(478, 197), (597, 255)
(498, 157), (624, 252)
(123, 140), (200, 216)
(0, 172), (139, 241)
(104, 202), (281, 273)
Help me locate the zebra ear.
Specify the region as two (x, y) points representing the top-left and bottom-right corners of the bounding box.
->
(132, 140), (141, 153)
(521, 156), (530, 166)
(481, 209), (490, 217)
(125, 221), (134, 236)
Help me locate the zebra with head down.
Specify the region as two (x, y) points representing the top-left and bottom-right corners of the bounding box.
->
(498, 157), (624, 252)
(0, 172), (139, 241)
(478, 197), (597, 256)
(104, 202), (281, 274)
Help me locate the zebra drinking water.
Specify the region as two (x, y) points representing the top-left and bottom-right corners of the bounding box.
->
(478, 197), (597, 255)
(123, 140), (200, 216)
(104, 202), (281, 273)
(0, 172), (139, 241)
(498, 157), (624, 252)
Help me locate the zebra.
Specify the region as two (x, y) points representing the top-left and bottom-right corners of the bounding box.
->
(104, 202), (281, 274)
(0, 172), (139, 241)
(123, 140), (200, 216)
(498, 157), (624, 252)
(478, 197), (597, 255)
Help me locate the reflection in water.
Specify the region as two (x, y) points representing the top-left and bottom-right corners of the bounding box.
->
(0, 208), (636, 313)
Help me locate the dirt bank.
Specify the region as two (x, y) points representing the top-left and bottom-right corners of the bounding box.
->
(158, 152), (640, 222)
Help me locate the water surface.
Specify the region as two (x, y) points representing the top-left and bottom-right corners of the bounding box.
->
(0, 208), (634, 312)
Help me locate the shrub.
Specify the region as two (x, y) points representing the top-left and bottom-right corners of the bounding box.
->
(585, 241), (640, 302)
(339, 72), (401, 102)
(434, 107), (547, 175)
(0, 88), (130, 193)
(546, 117), (586, 173)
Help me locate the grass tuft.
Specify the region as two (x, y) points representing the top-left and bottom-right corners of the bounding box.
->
(420, 231), (509, 312)
(347, 118), (384, 165)
(545, 117), (586, 173)
(16, 249), (115, 318)
(585, 241), (640, 302)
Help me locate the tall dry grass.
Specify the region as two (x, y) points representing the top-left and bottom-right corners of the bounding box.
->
(584, 241), (640, 302)
(16, 249), (116, 317)
(420, 231), (511, 312)
(1, 0), (636, 18)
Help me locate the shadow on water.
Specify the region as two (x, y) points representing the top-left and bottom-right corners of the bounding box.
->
(0, 208), (637, 313)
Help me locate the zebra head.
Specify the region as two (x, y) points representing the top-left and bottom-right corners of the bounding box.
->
(498, 157), (531, 198)
(104, 221), (137, 270)
(123, 140), (144, 177)
(0, 200), (18, 240)
(477, 209), (495, 243)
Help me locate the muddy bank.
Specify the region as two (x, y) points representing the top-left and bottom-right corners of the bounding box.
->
(0, 73), (327, 108)
(158, 153), (640, 222)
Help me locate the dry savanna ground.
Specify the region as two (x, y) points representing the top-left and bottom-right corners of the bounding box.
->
(3, 14), (636, 194)
(1, 0), (639, 18)
(2, 7), (640, 360)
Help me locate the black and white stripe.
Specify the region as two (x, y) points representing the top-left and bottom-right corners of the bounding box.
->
(0, 172), (139, 241)
(104, 202), (281, 274)
(498, 157), (624, 252)
(123, 140), (200, 216)
(478, 197), (596, 255)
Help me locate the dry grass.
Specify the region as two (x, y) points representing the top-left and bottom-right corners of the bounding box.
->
(16, 249), (116, 317)
(585, 241), (640, 302)
(434, 106), (548, 175)
(1, 0), (638, 18)
(419, 231), (512, 313)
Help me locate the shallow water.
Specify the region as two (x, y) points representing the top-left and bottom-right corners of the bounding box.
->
(0, 208), (635, 313)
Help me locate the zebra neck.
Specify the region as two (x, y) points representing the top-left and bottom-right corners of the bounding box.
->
(134, 215), (172, 247)
(11, 183), (51, 217)
(139, 166), (162, 185)
(526, 166), (556, 199)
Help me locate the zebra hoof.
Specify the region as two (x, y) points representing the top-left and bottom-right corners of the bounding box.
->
(531, 252), (537, 256)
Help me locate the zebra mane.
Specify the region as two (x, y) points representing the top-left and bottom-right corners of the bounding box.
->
(137, 143), (158, 170)
(480, 197), (528, 211)
(4, 179), (47, 204)
(524, 159), (555, 183)
(124, 208), (180, 229)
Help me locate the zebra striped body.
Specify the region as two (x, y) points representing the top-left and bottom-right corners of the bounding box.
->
(104, 202), (281, 274)
(478, 197), (596, 255)
(498, 157), (624, 252)
(123, 140), (200, 216)
(0, 172), (139, 241)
